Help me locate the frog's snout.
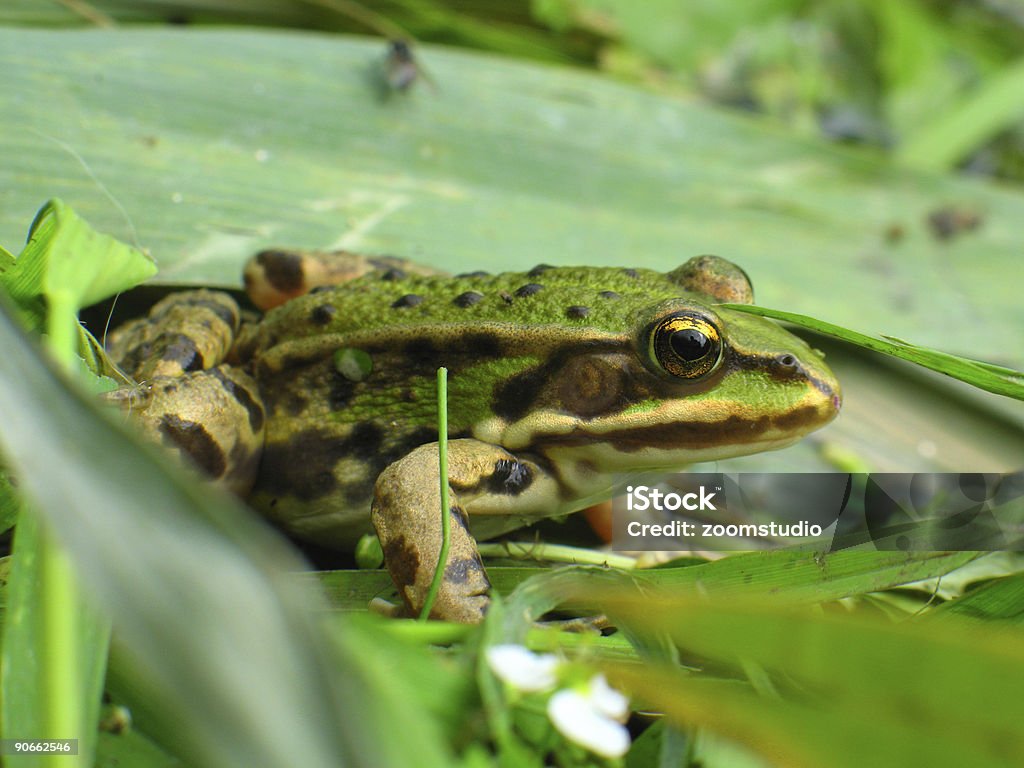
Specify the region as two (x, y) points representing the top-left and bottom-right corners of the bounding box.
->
(810, 365), (842, 425)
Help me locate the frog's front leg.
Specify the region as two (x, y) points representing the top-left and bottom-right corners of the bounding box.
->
(372, 439), (562, 623)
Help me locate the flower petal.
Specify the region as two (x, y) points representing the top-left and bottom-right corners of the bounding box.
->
(485, 644), (558, 692)
(548, 689), (631, 758)
(589, 674), (629, 720)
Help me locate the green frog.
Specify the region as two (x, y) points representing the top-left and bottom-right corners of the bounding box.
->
(106, 251), (841, 622)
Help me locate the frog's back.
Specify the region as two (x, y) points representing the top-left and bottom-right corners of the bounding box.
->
(245, 265), (695, 343)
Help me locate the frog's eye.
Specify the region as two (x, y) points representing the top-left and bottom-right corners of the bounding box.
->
(651, 313), (723, 379)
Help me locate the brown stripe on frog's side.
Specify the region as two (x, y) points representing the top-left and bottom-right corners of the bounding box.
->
(491, 340), (665, 422)
(545, 405), (824, 453)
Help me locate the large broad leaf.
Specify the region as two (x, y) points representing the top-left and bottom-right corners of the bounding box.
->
(0, 27), (1021, 365)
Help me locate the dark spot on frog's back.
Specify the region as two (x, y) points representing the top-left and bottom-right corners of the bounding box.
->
(392, 294), (424, 309)
(515, 283), (544, 298)
(462, 332), (502, 358)
(328, 364), (358, 410)
(256, 250), (304, 292)
(158, 414), (226, 478)
(310, 304), (336, 325)
(380, 267), (406, 281)
(453, 291), (484, 308)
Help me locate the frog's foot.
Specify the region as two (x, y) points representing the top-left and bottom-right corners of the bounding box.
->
(372, 439), (561, 624)
(243, 249), (448, 311)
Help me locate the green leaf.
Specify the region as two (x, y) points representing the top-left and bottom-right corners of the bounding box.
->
(723, 303), (1024, 401)
(1, 509), (110, 768)
(605, 601), (1024, 768)
(2, 28), (1022, 368)
(495, 550), (978, 629)
(930, 570), (1024, 625)
(0, 295), (451, 768)
(2, 199), (156, 355)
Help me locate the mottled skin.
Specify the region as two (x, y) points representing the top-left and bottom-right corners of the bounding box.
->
(107, 250), (841, 622)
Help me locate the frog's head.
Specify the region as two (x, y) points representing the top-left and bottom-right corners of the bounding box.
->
(483, 256), (841, 478)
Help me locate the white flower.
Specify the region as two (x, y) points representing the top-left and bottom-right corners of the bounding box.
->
(547, 674), (630, 759)
(486, 645), (632, 759)
(485, 644), (559, 692)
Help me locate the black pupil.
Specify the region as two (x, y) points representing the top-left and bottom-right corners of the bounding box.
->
(670, 328), (710, 361)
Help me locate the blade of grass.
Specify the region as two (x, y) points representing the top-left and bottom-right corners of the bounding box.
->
(420, 366), (451, 620)
(724, 303), (1024, 400)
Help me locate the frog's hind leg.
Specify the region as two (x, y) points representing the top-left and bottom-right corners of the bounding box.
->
(106, 289), (241, 381)
(372, 439), (562, 623)
(243, 249), (448, 310)
(104, 290), (265, 495)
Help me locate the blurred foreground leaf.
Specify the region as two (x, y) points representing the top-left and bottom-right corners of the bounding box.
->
(0, 295), (451, 767)
(602, 596), (1024, 768)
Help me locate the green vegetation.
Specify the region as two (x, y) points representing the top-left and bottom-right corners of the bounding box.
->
(2, 3), (1023, 767)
